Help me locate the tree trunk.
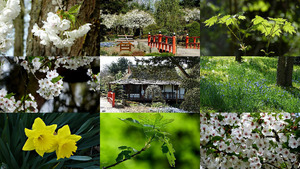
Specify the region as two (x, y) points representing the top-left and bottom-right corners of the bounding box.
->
(26, 0), (100, 56)
(13, 0), (24, 56)
(277, 56), (294, 87)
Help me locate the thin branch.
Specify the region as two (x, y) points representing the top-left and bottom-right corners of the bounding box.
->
(263, 162), (281, 169)
(102, 137), (154, 169)
(56, 0), (63, 10)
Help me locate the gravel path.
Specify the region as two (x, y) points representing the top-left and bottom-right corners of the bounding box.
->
(100, 97), (120, 112)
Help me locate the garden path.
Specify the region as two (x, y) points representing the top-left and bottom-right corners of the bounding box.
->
(100, 97), (120, 112)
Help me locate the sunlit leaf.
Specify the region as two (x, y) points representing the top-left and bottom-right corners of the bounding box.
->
(204, 15), (219, 27)
(238, 15), (246, 20)
(119, 118), (143, 128)
(68, 4), (81, 14)
(283, 22), (296, 34)
(161, 137), (175, 167)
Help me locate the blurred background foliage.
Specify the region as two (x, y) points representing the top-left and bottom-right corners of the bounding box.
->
(100, 113), (200, 169)
(200, 0), (300, 56)
(0, 113), (99, 169)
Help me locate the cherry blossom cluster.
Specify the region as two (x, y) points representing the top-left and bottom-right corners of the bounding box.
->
(54, 56), (95, 70)
(0, 0), (21, 52)
(36, 70), (63, 100)
(32, 12), (91, 48)
(0, 89), (38, 112)
(200, 112), (300, 169)
(101, 9), (155, 29)
(182, 8), (200, 22)
(87, 68), (100, 91)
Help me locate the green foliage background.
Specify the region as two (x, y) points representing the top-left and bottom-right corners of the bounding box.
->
(100, 113), (200, 169)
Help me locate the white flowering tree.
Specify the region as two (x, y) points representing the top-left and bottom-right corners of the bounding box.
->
(201, 113), (300, 169)
(123, 9), (156, 38)
(182, 8), (200, 23)
(101, 9), (155, 38)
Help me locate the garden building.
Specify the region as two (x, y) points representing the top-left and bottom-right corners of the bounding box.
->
(109, 66), (185, 102)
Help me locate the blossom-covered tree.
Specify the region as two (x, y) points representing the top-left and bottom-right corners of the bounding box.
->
(101, 9), (155, 37)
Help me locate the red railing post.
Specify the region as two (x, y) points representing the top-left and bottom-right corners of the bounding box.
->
(186, 34), (189, 49)
(165, 37), (168, 52)
(193, 37), (196, 49)
(158, 31), (162, 51)
(107, 91), (115, 107)
(172, 33), (176, 55)
(148, 32), (151, 47)
(153, 35), (156, 48)
(112, 92), (115, 107)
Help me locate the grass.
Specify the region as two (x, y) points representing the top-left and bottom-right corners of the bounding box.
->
(200, 56), (300, 112)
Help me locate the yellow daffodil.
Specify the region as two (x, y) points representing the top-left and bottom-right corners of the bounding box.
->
(55, 125), (81, 160)
(22, 117), (57, 157)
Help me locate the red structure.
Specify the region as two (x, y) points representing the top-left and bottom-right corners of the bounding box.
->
(148, 32), (176, 54)
(185, 34), (200, 49)
(107, 92), (115, 107)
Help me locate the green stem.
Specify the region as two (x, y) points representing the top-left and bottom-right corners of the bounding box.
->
(102, 136), (155, 169)
(226, 25), (242, 43)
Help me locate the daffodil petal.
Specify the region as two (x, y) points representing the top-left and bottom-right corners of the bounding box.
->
(22, 138), (35, 151)
(46, 124), (57, 133)
(57, 125), (71, 137)
(25, 128), (34, 137)
(32, 117), (46, 130)
(67, 135), (82, 142)
(35, 149), (46, 157)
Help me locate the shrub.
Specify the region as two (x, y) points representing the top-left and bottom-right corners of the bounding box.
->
(186, 21), (200, 37)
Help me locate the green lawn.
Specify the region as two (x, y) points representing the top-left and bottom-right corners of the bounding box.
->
(200, 56), (300, 112)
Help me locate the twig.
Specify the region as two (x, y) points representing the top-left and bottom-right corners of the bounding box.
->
(264, 162), (281, 169)
(102, 137), (154, 169)
(56, 0), (63, 10)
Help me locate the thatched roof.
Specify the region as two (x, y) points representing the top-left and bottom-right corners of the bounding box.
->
(110, 66), (181, 85)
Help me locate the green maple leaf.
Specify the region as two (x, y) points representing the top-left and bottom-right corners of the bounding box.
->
(283, 22), (296, 34)
(251, 15), (265, 25)
(268, 17), (286, 24)
(271, 25), (282, 37)
(238, 15), (246, 20)
(219, 15), (231, 25)
(204, 15), (219, 27)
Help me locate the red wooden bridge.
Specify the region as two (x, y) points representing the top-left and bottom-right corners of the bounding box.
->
(185, 34), (200, 49)
(148, 32), (176, 54)
(147, 32), (200, 55)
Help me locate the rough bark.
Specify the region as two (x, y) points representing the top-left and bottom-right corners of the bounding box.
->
(26, 0), (100, 56)
(70, 0), (100, 56)
(13, 0), (25, 56)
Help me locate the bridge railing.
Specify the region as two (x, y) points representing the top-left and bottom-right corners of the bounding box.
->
(107, 91), (115, 107)
(185, 34), (200, 49)
(148, 32), (176, 54)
